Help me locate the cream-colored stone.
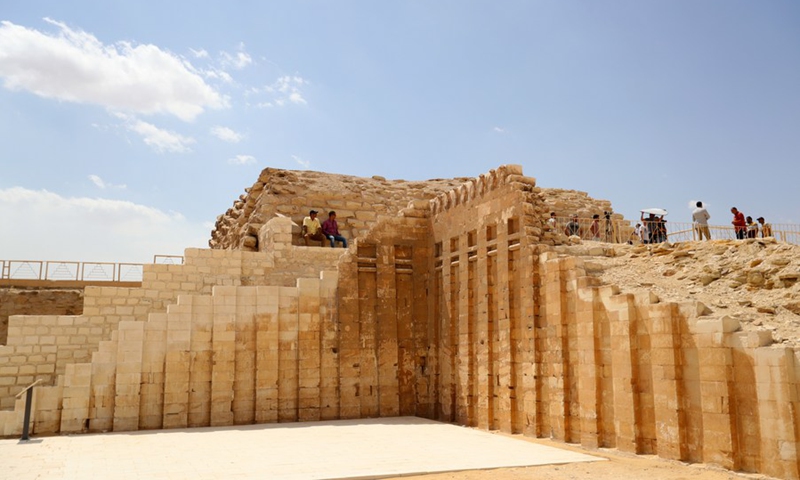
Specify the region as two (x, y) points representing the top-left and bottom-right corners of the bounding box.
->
(2, 165), (800, 480)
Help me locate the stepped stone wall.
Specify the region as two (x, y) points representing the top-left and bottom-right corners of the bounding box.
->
(0, 247), (344, 410)
(1, 165), (799, 479)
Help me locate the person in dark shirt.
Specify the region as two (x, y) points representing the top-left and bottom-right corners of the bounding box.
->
(321, 211), (348, 248)
(564, 214), (582, 237)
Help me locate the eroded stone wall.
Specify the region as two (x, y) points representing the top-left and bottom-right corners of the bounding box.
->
(210, 168), (472, 252)
(209, 167), (623, 252)
(0, 288), (83, 344)
(540, 188), (616, 218)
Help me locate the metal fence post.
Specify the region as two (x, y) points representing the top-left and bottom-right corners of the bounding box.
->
(16, 379), (41, 441)
(21, 388), (33, 441)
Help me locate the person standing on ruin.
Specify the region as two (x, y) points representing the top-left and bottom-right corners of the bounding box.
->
(731, 207), (746, 240)
(321, 211), (348, 248)
(641, 212), (656, 243)
(639, 221), (649, 244)
(590, 214), (601, 240)
(757, 217), (773, 238)
(548, 212), (557, 230)
(692, 201), (712, 241)
(564, 214), (582, 237)
(653, 215), (668, 243)
(630, 223), (643, 244)
(302, 210), (325, 246)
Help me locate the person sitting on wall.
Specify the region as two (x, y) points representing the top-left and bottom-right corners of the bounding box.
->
(746, 216), (759, 239)
(302, 210), (325, 246)
(757, 217), (773, 238)
(321, 211), (348, 248)
(564, 214), (582, 237)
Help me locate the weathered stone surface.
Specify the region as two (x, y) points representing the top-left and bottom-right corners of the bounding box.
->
(2, 164), (799, 480)
(785, 302), (800, 315)
(210, 167), (623, 251)
(0, 288), (83, 344)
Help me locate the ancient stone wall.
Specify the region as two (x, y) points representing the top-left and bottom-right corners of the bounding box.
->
(209, 167), (623, 252)
(426, 165), (542, 430)
(0, 242), (343, 410)
(0, 288), (83, 344)
(540, 188), (616, 219)
(1, 165), (799, 479)
(210, 168), (471, 252)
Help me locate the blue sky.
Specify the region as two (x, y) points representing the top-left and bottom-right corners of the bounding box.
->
(1, 1), (798, 263)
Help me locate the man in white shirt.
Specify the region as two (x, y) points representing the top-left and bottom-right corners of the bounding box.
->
(547, 212), (557, 230)
(302, 210), (325, 246)
(692, 201), (711, 241)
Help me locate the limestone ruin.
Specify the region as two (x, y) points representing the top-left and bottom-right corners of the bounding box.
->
(1, 165), (799, 480)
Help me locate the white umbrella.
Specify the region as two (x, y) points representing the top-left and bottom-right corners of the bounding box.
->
(641, 207), (668, 216)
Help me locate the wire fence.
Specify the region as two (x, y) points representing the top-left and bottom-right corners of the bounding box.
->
(549, 215), (632, 244)
(0, 255), (184, 283)
(548, 216), (799, 246)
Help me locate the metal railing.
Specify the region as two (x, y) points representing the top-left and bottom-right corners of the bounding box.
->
(550, 216), (629, 244)
(660, 221), (797, 244)
(0, 255), (184, 283)
(548, 216), (798, 246)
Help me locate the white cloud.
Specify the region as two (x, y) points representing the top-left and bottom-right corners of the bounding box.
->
(211, 126), (244, 143)
(125, 118), (195, 153)
(89, 174), (126, 190)
(228, 154), (256, 165)
(220, 44), (252, 70)
(111, 113), (194, 153)
(0, 18), (228, 121)
(190, 48), (209, 58)
(292, 154), (310, 169)
(0, 187), (208, 263)
(258, 75), (308, 108)
(221, 51), (252, 70)
(202, 68), (234, 83)
(493, 127), (506, 133)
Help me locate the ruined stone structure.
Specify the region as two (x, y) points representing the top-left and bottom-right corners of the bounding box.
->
(0, 288), (83, 344)
(1, 165), (799, 479)
(209, 167), (622, 251)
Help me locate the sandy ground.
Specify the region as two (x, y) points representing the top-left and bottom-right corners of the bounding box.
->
(397, 435), (772, 480)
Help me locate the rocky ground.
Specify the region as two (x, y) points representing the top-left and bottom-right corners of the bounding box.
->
(560, 237), (800, 346)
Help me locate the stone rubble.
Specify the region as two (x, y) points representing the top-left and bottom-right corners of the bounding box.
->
(559, 237), (800, 346)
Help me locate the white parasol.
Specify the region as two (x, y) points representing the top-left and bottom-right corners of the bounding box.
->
(641, 207), (668, 216)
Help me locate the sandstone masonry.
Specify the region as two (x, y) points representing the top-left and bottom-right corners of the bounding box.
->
(1, 165), (798, 480)
(0, 288), (83, 344)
